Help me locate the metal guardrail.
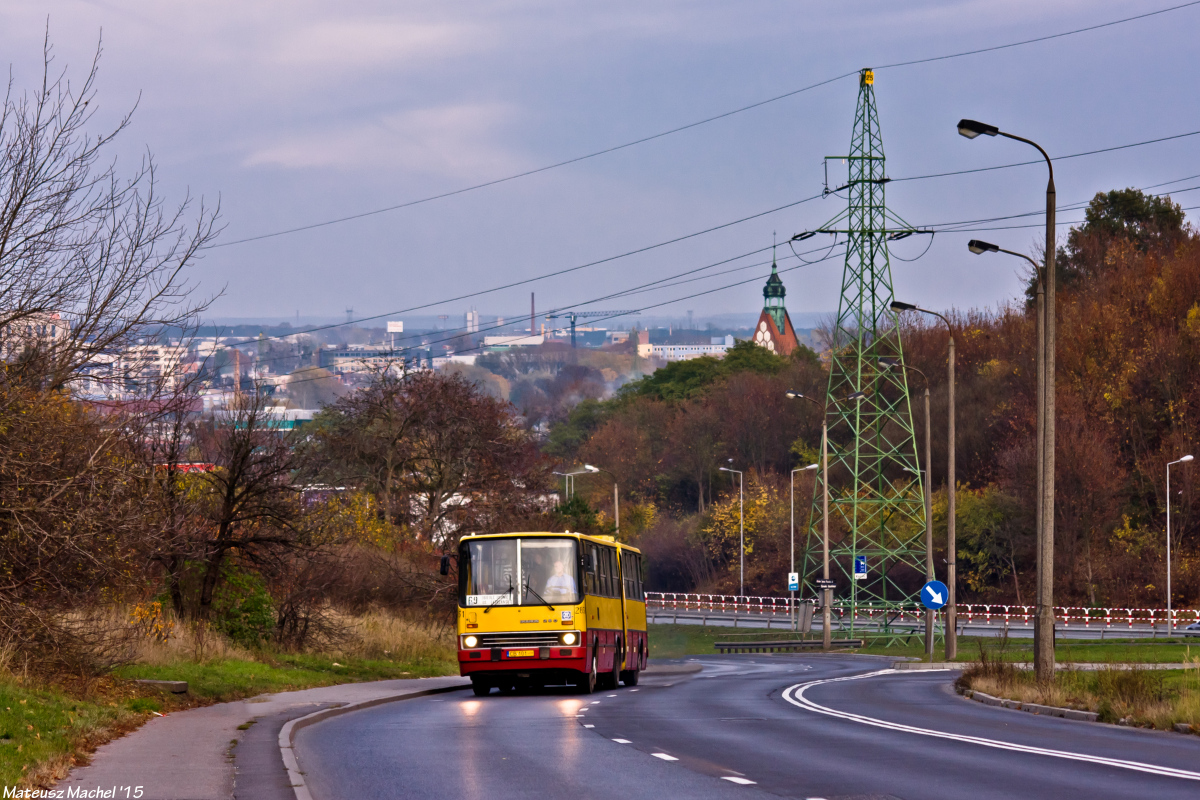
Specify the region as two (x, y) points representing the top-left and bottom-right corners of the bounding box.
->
(645, 592), (1200, 631)
(714, 639), (863, 654)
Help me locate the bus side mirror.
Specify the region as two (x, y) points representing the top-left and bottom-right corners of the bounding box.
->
(440, 555), (450, 576)
(582, 553), (595, 574)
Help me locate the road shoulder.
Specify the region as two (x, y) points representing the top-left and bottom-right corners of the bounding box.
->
(58, 676), (468, 800)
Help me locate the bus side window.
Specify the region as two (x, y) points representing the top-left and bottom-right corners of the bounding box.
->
(596, 545), (609, 597)
(609, 546), (619, 597)
(585, 545), (599, 596)
(636, 554), (644, 600)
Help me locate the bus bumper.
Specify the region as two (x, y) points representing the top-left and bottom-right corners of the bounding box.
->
(458, 646), (586, 676)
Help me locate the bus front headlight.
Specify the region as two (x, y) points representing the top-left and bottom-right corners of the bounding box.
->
(561, 632), (577, 646)
(463, 635), (479, 648)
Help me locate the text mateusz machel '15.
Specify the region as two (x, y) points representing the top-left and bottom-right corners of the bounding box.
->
(455, 531), (648, 696)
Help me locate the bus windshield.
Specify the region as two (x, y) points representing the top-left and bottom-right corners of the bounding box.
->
(462, 537), (580, 607)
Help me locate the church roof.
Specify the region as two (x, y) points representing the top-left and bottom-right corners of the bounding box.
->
(763, 260), (786, 300)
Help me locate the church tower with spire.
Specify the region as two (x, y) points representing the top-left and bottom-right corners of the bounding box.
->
(752, 251), (800, 355)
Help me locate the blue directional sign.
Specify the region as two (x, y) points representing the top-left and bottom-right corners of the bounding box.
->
(921, 580), (949, 610)
(853, 556), (867, 580)
(787, 572), (800, 592)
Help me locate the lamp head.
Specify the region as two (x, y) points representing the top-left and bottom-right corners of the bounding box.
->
(847, 391), (866, 401)
(1183, 455), (1195, 463)
(803, 463), (819, 471)
(890, 300), (916, 313)
(957, 119), (999, 139)
(878, 357), (899, 370)
(968, 239), (1000, 255)
(584, 464), (600, 473)
(785, 389), (801, 398)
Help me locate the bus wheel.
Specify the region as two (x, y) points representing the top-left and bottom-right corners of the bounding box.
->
(620, 669), (639, 687)
(576, 655), (597, 694)
(471, 678), (491, 697)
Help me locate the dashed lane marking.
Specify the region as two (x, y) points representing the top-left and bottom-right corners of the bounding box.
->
(651, 753), (678, 761)
(782, 669), (1200, 783)
(613, 738), (631, 744)
(721, 777), (756, 785)
(583, 724), (594, 728)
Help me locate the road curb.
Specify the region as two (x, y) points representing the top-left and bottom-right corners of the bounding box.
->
(962, 688), (1099, 722)
(892, 661), (962, 670)
(279, 680), (470, 800)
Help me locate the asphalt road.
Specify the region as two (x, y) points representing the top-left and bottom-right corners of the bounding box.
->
(294, 655), (1200, 800)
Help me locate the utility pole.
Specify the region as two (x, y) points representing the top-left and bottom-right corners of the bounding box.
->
(958, 119), (1057, 682)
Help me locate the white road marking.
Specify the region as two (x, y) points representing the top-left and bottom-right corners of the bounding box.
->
(721, 777), (756, 785)
(607, 694), (617, 697)
(613, 738), (631, 743)
(583, 724), (594, 728)
(630, 689), (639, 692)
(781, 670), (1200, 782)
(591, 701), (600, 704)
(651, 753), (678, 761)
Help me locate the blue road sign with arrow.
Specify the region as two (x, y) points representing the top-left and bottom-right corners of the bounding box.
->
(853, 556), (867, 580)
(921, 580), (949, 610)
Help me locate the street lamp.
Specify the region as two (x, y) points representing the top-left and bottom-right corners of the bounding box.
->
(583, 464), (619, 536)
(719, 461), (745, 597)
(891, 300), (957, 660)
(786, 389), (864, 650)
(881, 355), (935, 657)
(968, 239), (1048, 652)
(792, 462), (819, 630)
(1168, 455), (1193, 634)
(959, 118), (1057, 682)
(552, 468), (591, 500)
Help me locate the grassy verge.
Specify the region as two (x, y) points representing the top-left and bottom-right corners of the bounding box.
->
(2, 612), (458, 790)
(958, 648), (1200, 730)
(647, 623), (1200, 665)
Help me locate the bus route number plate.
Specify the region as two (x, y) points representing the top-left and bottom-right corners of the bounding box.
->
(506, 649), (535, 658)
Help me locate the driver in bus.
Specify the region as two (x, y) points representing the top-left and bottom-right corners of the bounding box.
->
(544, 559), (577, 602)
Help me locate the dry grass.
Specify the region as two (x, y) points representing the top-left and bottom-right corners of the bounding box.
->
(960, 643), (1200, 730)
(3, 604), (458, 791)
(332, 610), (456, 662)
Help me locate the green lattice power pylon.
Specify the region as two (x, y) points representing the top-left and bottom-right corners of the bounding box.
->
(799, 69), (928, 627)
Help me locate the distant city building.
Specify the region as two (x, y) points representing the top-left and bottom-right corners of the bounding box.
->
(482, 334), (544, 349)
(1, 311), (70, 361)
(636, 342), (731, 362)
(319, 343), (399, 374)
(465, 308), (479, 333)
(116, 344), (189, 394)
(753, 255), (801, 355)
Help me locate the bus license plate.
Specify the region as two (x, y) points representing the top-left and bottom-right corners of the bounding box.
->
(506, 649), (535, 658)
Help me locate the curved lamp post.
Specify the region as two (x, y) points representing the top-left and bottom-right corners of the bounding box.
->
(583, 464), (619, 536)
(890, 300), (956, 660)
(958, 118), (1057, 682)
(718, 461), (745, 597)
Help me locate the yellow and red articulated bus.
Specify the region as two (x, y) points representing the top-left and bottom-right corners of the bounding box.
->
(456, 531), (647, 696)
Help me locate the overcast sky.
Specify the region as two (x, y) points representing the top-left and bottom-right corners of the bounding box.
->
(3, 1), (1197, 327)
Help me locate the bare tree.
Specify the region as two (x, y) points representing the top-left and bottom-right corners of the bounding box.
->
(0, 33), (219, 394)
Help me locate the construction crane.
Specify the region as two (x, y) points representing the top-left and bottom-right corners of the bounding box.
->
(545, 310), (639, 348)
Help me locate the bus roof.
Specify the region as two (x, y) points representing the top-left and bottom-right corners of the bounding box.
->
(460, 531), (641, 553)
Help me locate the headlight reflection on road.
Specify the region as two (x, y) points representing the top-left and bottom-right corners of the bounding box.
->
(459, 700), (482, 717)
(557, 699), (583, 716)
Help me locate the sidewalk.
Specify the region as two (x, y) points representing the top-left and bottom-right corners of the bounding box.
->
(59, 676), (469, 800)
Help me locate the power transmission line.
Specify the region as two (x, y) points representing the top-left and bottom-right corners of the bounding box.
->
(208, 2), (1200, 249)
